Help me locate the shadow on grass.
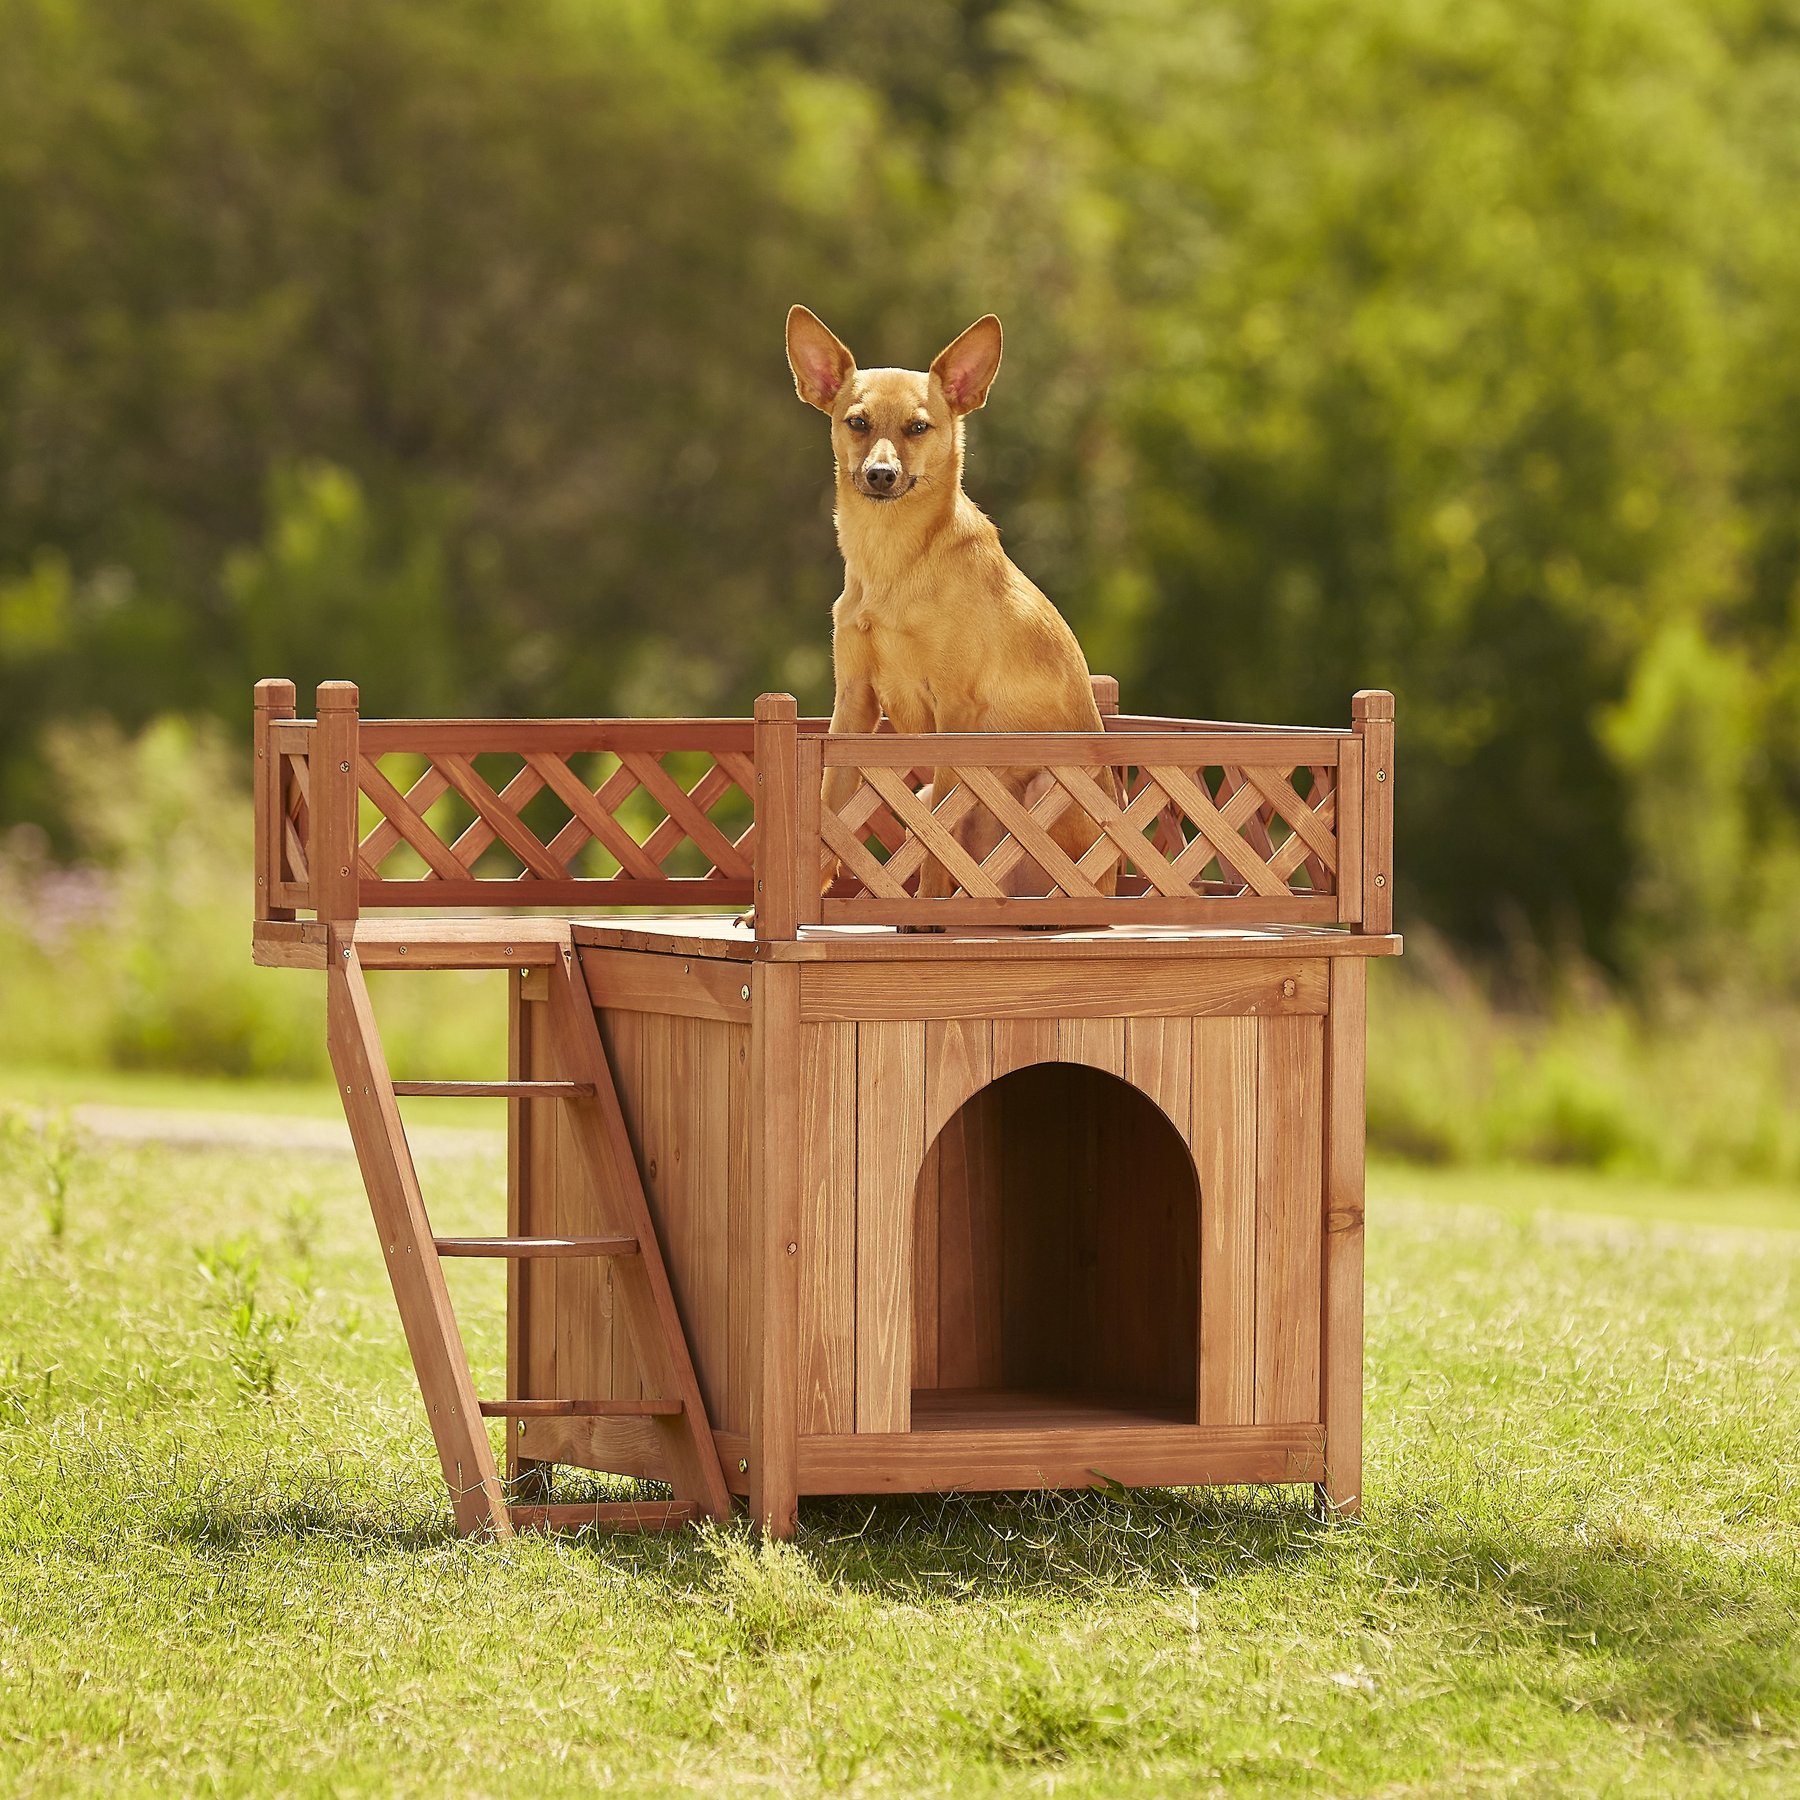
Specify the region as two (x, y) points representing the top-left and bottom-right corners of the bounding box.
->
(144, 1470), (1798, 1741)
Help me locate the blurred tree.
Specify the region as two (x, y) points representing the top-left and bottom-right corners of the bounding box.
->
(0, 0), (1797, 981)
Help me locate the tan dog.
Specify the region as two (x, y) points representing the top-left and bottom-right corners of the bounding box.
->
(785, 305), (1115, 900)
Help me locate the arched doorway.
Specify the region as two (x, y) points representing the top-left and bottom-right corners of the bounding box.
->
(911, 1062), (1199, 1431)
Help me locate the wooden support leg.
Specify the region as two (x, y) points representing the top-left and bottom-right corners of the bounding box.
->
(1316, 958), (1366, 1520)
(750, 964), (802, 1538)
(326, 933), (511, 1540)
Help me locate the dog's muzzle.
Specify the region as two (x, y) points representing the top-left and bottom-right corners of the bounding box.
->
(856, 461), (910, 501)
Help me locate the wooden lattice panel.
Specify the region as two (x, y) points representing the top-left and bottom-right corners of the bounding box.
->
(353, 740), (757, 907)
(809, 729), (1355, 928)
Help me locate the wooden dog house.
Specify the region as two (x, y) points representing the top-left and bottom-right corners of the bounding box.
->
(253, 677), (1399, 1538)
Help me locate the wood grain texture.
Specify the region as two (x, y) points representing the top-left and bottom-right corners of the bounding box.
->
(506, 971), (536, 1490)
(312, 683), (361, 925)
(800, 958), (1324, 1022)
(1255, 1014), (1324, 1424)
(1319, 958), (1367, 1516)
(990, 1015), (1058, 1077)
(750, 962), (803, 1536)
(1194, 1015), (1259, 1425)
(594, 1008), (642, 1401)
(578, 947), (751, 1022)
(1057, 1016), (1126, 1077)
(855, 1019), (924, 1433)
(926, 1019), (1000, 1388)
(545, 958), (731, 1519)
(797, 1021), (857, 1434)
(725, 1019), (754, 1437)
(565, 917), (1404, 964)
(253, 679), (296, 923)
(795, 1422), (1323, 1494)
(1353, 690), (1395, 935)
(754, 693), (799, 941)
(327, 935), (508, 1538)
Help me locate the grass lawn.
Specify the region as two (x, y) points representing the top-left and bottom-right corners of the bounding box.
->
(1, 1087), (1795, 1795)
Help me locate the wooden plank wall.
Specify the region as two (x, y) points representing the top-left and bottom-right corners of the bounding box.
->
(516, 996), (750, 1431)
(526, 986), (1328, 1450)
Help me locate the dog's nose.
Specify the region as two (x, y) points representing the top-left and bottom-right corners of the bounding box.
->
(864, 462), (900, 492)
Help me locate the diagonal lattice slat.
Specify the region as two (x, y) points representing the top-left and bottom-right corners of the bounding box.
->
(821, 752), (1341, 910)
(354, 744), (754, 890)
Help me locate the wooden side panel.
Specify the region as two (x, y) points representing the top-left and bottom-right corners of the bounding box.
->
(1255, 1014), (1324, 1423)
(595, 1008), (647, 1400)
(926, 1019), (998, 1388)
(856, 1020), (924, 1433)
(554, 1092), (612, 1412)
(1194, 1015), (1258, 1425)
(798, 1020), (857, 1434)
(620, 1011), (735, 1422)
(1319, 959), (1367, 1514)
(991, 1015), (1057, 1078)
(751, 963), (803, 1535)
(685, 1019), (733, 1423)
(725, 1020), (754, 1437)
(1056, 1016), (1127, 1077)
(1120, 1018), (1198, 1403)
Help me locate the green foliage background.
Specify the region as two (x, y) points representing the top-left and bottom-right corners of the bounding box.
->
(3, 0), (1799, 979)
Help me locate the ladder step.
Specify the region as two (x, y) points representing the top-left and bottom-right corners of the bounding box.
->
(392, 1080), (594, 1099)
(478, 1397), (682, 1418)
(434, 1235), (639, 1259)
(509, 1501), (698, 1534)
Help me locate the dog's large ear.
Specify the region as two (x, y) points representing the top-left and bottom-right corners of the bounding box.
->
(930, 315), (1003, 414)
(786, 305), (856, 413)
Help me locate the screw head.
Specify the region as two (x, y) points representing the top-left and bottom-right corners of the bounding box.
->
(1376, 769), (1387, 782)
(738, 1458), (749, 1473)
(1375, 873), (1387, 888)
(339, 761), (350, 773)
(740, 984), (750, 1000)
(787, 1241), (797, 1256)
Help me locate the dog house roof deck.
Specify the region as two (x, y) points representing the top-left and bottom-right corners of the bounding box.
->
(252, 678), (1399, 960)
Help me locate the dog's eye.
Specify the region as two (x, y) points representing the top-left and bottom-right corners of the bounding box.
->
(905, 420), (932, 436)
(845, 416), (870, 433)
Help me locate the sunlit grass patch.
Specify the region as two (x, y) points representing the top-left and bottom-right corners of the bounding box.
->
(0, 1111), (1795, 1796)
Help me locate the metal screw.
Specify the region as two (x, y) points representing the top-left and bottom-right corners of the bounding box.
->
(740, 984), (750, 1000)
(1375, 874), (1387, 888)
(518, 1421), (527, 1436)
(1376, 769), (1387, 782)
(787, 1241), (797, 1256)
(339, 761), (350, 773)
(398, 946), (408, 955)
(1281, 978), (1296, 997)
(683, 963), (690, 974)
(738, 1458), (749, 1474)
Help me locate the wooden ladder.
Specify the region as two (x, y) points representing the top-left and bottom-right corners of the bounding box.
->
(324, 928), (731, 1539)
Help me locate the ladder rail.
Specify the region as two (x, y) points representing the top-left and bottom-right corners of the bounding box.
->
(326, 924), (731, 1537)
(326, 932), (511, 1538)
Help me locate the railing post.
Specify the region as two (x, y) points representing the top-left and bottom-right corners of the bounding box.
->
(313, 681), (362, 927)
(753, 693), (799, 941)
(1090, 673), (1120, 719)
(1351, 690), (1395, 934)
(253, 678), (297, 924)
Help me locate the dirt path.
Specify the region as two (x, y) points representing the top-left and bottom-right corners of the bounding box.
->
(46, 1102), (501, 1160)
